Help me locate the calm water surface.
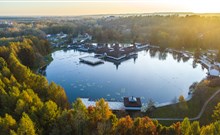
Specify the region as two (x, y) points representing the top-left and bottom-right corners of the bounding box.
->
(46, 49), (207, 104)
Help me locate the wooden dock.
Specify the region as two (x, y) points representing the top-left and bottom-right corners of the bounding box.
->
(79, 56), (104, 65)
(106, 54), (126, 61)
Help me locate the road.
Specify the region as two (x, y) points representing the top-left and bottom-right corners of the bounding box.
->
(151, 89), (220, 121)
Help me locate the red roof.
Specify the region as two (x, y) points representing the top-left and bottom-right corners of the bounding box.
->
(123, 97), (142, 107)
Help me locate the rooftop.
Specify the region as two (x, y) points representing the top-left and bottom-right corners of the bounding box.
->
(81, 98), (125, 110)
(209, 67), (220, 77)
(124, 97), (142, 107)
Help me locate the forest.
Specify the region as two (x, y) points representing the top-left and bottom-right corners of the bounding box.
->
(1, 15), (220, 134)
(2, 15), (220, 51)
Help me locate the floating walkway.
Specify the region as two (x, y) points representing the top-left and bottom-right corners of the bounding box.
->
(106, 54), (126, 61)
(79, 56), (104, 65)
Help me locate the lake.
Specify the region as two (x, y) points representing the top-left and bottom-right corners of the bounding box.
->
(45, 49), (207, 104)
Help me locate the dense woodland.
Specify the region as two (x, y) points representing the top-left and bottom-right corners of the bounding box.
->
(1, 15), (220, 134)
(92, 15), (220, 50)
(2, 15), (220, 51)
(37, 15), (220, 50)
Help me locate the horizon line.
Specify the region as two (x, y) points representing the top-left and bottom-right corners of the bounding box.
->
(0, 0), (170, 3)
(2, 12), (219, 17)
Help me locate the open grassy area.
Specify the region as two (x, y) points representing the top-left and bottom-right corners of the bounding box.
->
(199, 91), (220, 125)
(150, 80), (220, 125)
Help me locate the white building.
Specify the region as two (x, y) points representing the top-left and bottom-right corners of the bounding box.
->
(208, 67), (220, 77)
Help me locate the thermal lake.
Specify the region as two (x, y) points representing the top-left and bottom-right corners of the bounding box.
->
(45, 49), (207, 104)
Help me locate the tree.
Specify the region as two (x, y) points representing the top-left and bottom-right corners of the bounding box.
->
(212, 103), (220, 121)
(72, 98), (88, 135)
(146, 99), (156, 113)
(132, 117), (156, 135)
(97, 113), (118, 135)
(0, 57), (7, 70)
(40, 100), (60, 134)
(213, 121), (220, 134)
(17, 113), (36, 135)
(178, 95), (185, 103)
(115, 115), (133, 135)
(87, 98), (113, 134)
(8, 53), (31, 83)
(0, 114), (17, 135)
(17, 45), (35, 68)
(47, 82), (69, 109)
(178, 95), (188, 110)
(190, 121), (200, 135)
(216, 51), (220, 62)
(50, 110), (74, 135)
(194, 48), (201, 60)
(171, 122), (181, 135)
(94, 98), (112, 122)
(200, 124), (215, 135)
(181, 117), (191, 135)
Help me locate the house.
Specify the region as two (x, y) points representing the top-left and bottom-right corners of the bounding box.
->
(72, 33), (92, 44)
(123, 96), (142, 111)
(208, 66), (220, 77)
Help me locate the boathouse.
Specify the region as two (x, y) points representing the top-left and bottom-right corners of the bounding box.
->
(124, 96), (142, 111)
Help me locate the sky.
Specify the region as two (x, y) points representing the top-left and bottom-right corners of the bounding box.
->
(0, 0), (220, 16)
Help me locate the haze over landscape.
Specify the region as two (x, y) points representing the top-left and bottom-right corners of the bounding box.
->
(2, 0), (220, 134)
(0, 0), (220, 16)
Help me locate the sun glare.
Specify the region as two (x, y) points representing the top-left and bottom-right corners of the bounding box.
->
(187, 0), (220, 13)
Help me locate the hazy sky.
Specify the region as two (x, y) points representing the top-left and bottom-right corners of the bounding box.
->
(0, 0), (220, 16)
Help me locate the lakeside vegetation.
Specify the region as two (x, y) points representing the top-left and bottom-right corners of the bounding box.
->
(1, 48), (220, 134)
(151, 81), (220, 125)
(1, 14), (220, 134)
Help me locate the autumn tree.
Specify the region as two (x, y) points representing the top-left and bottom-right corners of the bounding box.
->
(132, 116), (156, 135)
(87, 98), (113, 134)
(181, 117), (191, 135)
(17, 113), (36, 135)
(171, 122), (181, 135)
(47, 82), (69, 109)
(115, 115), (133, 135)
(72, 98), (88, 135)
(200, 124), (215, 135)
(212, 102), (220, 121)
(194, 48), (201, 60)
(40, 100), (60, 134)
(190, 121), (200, 135)
(0, 114), (17, 135)
(50, 110), (75, 135)
(178, 95), (188, 110)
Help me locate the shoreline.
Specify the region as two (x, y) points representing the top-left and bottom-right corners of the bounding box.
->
(155, 94), (192, 108)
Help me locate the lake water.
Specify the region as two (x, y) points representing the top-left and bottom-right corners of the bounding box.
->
(45, 49), (207, 104)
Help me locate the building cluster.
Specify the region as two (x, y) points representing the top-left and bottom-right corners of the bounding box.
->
(72, 33), (92, 44)
(77, 43), (150, 69)
(0, 20), (13, 26)
(198, 50), (220, 77)
(46, 32), (68, 48)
